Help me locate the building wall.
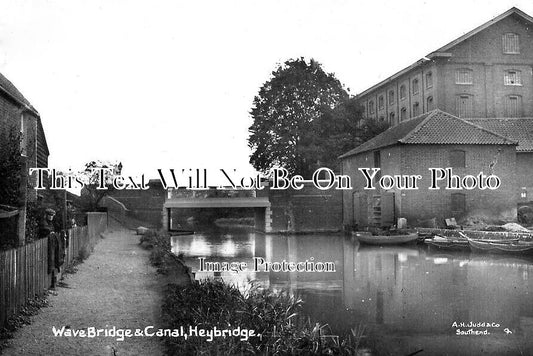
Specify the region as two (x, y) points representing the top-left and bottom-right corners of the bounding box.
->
(0, 94), (21, 137)
(357, 13), (533, 122)
(438, 15), (533, 118)
(0, 95), (43, 168)
(359, 63), (438, 125)
(398, 145), (516, 223)
(266, 182), (342, 232)
(342, 144), (517, 228)
(517, 152), (533, 203)
(109, 181), (166, 227)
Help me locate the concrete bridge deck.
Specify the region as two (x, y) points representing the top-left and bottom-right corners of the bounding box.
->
(163, 197), (270, 209)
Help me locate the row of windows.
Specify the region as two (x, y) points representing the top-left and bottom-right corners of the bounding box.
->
(455, 94), (523, 117)
(369, 72), (433, 113)
(376, 93), (521, 122)
(377, 96), (435, 123)
(371, 67), (525, 114)
(456, 68), (523, 85)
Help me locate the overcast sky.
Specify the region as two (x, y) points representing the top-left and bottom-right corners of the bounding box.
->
(1, 0), (532, 183)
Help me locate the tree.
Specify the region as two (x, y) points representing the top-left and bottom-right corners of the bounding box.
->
(248, 58), (349, 177)
(79, 160), (122, 212)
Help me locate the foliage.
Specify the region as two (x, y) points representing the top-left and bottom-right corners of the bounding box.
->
(24, 200), (41, 244)
(0, 294), (49, 352)
(162, 280), (366, 355)
(0, 129), (24, 207)
(248, 58), (349, 177)
(79, 160), (122, 212)
(303, 97), (389, 172)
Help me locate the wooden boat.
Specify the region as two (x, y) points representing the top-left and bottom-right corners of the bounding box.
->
(354, 231), (419, 245)
(424, 235), (470, 251)
(467, 237), (533, 255)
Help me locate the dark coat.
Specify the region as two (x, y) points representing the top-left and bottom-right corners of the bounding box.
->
(47, 232), (66, 273)
(39, 219), (55, 240)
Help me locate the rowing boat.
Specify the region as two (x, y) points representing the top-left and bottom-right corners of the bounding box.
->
(354, 232), (419, 245)
(424, 235), (470, 251)
(467, 237), (533, 255)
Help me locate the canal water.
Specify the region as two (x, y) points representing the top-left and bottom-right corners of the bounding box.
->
(171, 226), (533, 355)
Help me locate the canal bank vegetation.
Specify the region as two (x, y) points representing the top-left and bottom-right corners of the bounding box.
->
(143, 230), (368, 355)
(162, 280), (366, 355)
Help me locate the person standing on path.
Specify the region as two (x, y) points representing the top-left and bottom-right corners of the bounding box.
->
(39, 208), (66, 289)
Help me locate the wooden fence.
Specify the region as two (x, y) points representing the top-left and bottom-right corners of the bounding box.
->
(0, 212), (107, 327)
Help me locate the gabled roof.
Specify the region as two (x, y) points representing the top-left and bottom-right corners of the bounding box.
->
(467, 118), (533, 152)
(0, 72), (38, 115)
(356, 7), (533, 98)
(0, 71), (48, 157)
(339, 110), (517, 158)
(428, 7), (533, 56)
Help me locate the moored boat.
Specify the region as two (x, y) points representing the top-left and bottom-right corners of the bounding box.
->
(467, 237), (533, 255)
(354, 231), (419, 245)
(424, 235), (470, 251)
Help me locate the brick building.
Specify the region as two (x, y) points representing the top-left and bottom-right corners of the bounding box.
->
(466, 118), (533, 209)
(340, 110), (519, 228)
(0, 72), (49, 170)
(0, 71), (49, 244)
(356, 7), (533, 125)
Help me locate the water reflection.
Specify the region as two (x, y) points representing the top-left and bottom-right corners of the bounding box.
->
(171, 228), (533, 355)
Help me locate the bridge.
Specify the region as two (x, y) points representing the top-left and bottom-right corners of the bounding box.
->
(163, 196), (272, 232)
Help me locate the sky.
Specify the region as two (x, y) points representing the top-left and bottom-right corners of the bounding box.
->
(1, 0), (532, 184)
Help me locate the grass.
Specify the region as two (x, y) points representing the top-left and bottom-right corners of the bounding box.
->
(161, 280), (366, 355)
(0, 295), (49, 353)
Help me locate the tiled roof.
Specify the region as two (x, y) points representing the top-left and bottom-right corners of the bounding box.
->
(467, 118), (533, 152)
(0, 72), (37, 113)
(339, 110), (517, 158)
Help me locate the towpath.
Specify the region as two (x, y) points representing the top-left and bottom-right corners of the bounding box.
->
(4, 221), (168, 356)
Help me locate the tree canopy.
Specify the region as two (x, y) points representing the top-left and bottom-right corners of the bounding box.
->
(248, 58), (388, 177)
(248, 58), (349, 177)
(79, 160), (122, 211)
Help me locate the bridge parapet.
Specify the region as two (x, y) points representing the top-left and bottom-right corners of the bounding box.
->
(167, 188), (256, 199)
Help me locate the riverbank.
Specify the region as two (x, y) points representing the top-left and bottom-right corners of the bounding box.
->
(146, 231), (368, 355)
(3, 223), (166, 356)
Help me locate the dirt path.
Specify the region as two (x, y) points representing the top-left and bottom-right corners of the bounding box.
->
(4, 222), (167, 356)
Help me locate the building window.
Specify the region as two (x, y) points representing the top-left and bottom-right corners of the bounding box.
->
(451, 193), (466, 214)
(413, 102), (420, 117)
(388, 90), (395, 105)
(427, 96), (434, 111)
(502, 33), (520, 54)
(389, 112), (395, 125)
(400, 107), (407, 121)
(378, 95), (384, 110)
(449, 150), (466, 168)
(369, 100), (375, 115)
(400, 85), (406, 100)
(456, 69), (473, 84)
(456, 95), (473, 117)
(412, 79), (419, 95)
(426, 71), (433, 89)
(504, 70), (521, 86)
(505, 95), (522, 117)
